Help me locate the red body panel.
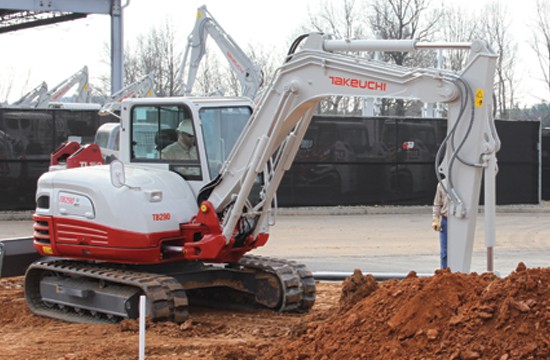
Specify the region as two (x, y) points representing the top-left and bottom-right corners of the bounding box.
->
(50, 141), (104, 168)
(50, 141), (81, 165)
(32, 201), (269, 264)
(66, 144), (104, 168)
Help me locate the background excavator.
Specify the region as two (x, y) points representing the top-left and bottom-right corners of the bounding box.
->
(2, 67), (91, 109)
(93, 5), (260, 160)
(8, 81), (48, 108)
(175, 5), (263, 99)
(98, 73), (156, 116)
(26, 33), (498, 324)
(35, 66), (91, 109)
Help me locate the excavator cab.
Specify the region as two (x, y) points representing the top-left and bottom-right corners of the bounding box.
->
(118, 98), (253, 183)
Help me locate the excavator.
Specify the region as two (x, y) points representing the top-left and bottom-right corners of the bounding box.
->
(9, 81), (48, 108)
(35, 66), (91, 109)
(98, 73), (156, 116)
(175, 5), (263, 99)
(26, 33), (498, 324)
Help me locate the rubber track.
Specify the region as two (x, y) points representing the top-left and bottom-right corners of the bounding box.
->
(25, 259), (189, 324)
(237, 255), (316, 312)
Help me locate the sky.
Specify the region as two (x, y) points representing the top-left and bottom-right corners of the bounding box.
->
(0, 0), (546, 106)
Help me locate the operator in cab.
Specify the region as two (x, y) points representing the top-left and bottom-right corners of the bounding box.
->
(161, 119), (198, 160)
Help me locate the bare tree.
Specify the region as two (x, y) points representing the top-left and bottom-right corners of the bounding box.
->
(369, 0), (442, 115)
(370, 0), (441, 65)
(481, 1), (517, 119)
(304, 0), (371, 115)
(245, 44), (282, 95)
(206, 43), (281, 98)
(99, 19), (182, 98)
(437, 4), (481, 71)
(135, 20), (180, 97)
(306, 0), (367, 39)
(96, 42), (142, 98)
(0, 69), (34, 105)
(193, 52), (225, 96)
(0, 71), (15, 104)
(123, 43), (142, 86)
(531, 0), (550, 99)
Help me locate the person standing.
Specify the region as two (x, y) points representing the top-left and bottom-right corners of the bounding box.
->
(432, 178), (449, 269)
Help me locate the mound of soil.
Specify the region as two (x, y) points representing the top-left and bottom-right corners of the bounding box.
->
(0, 263), (548, 359)
(265, 263), (550, 360)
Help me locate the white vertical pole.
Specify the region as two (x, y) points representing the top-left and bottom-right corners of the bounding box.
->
(139, 295), (146, 360)
(484, 155), (497, 272)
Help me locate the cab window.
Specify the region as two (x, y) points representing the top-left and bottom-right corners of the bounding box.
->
(200, 106), (252, 178)
(130, 104), (201, 179)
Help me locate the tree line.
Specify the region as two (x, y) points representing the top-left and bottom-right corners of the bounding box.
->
(108, 0), (549, 127)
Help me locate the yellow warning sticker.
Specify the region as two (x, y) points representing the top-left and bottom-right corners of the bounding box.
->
(475, 89), (484, 108)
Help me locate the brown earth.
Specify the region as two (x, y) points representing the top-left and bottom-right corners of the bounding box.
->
(0, 263), (548, 360)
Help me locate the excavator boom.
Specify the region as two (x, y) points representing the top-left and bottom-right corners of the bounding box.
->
(10, 81), (48, 108)
(204, 33), (498, 273)
(35, 66), (91, 108)
(99, 73), (156, 115)
(176, 5), (263, 99)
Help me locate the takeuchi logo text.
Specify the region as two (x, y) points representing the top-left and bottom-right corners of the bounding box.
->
(329, 76), (387, 91)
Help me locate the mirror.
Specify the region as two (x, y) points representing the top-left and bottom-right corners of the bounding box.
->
(110, 159), (126, 188)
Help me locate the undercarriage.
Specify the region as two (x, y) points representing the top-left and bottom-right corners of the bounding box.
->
(25, 255), (316, 324)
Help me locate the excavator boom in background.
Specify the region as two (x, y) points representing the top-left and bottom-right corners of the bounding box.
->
(9, 81), (48, 108)
(99, 73), (156, 116)
(175, 5), (263, 99)
(35, 66), (91, 109)
(26, 33), (498, 324)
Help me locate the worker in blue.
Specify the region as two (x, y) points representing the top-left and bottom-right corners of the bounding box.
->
(432, 178), (449, 269)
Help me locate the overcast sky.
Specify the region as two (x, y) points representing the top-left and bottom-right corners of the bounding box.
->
(0, 0), (545, 106)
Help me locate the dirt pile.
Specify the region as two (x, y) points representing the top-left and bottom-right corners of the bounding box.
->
(0, 264), (548, 359)
(265, 263), (550, 360)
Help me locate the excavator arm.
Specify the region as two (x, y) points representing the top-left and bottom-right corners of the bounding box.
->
(35, 66), (90, 108)
(202, 33), (499, 273)
(99, 73), (156, 115)
(11, 81), (48, 108)
(176, 5), (263, 99)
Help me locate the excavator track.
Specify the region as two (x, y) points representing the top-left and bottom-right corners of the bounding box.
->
(24, 256), (315, 324)
(25, 259), (189, 324)
(236, 255), (316, 312)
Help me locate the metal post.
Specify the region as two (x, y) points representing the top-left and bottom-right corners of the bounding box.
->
(139, 295), (146, 360)
(484, 154), (497, 272)
(110, 0), (123, 94)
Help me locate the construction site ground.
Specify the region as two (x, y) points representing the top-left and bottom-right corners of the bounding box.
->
(0, 204), (549, 359)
